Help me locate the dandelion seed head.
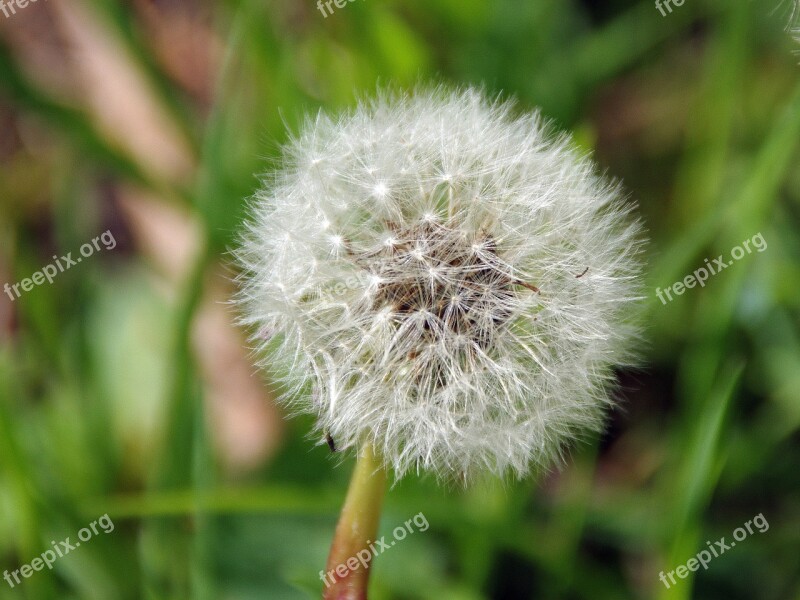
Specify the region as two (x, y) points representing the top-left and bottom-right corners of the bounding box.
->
(235, 87), (645, 482)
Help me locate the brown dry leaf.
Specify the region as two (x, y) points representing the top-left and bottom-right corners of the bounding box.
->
(193, 272), (284, 473)
(133, 0), (219, 111)
(117, 188), (202, 286)
(119, 186), (282, 472)
(51, 0), (195, 184)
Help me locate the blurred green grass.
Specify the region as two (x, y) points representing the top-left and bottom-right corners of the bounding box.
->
(1, 0), (799, 599)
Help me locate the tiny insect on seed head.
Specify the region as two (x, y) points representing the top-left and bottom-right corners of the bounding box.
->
(326, 433), (338, 453)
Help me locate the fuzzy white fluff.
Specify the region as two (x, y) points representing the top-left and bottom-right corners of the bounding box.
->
(235, 87), (644, 482)
(780, 0), (800, 44)
(793, 0), (800, 43)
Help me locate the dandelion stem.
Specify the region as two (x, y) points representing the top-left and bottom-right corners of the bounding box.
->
(323, 445), (387, 600)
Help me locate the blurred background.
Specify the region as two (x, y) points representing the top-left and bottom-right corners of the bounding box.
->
(1, 0), (799, 598)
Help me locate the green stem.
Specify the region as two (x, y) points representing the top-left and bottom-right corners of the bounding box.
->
(323, 445), (387, 600)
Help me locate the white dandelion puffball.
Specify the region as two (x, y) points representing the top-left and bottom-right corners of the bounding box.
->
(236, 87), (644, 481)
(779, 0), (800, 44)
(793, 0), (800, 44)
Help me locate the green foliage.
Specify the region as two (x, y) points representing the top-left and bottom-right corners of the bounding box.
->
(0, 0), (798, 598)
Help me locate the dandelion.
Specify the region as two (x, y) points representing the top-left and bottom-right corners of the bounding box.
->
(235, 86), (644, 598)
(775, 0), (800, 45)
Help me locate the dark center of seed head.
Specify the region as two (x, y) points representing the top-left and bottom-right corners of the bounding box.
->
(366, 221), (516, 348)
